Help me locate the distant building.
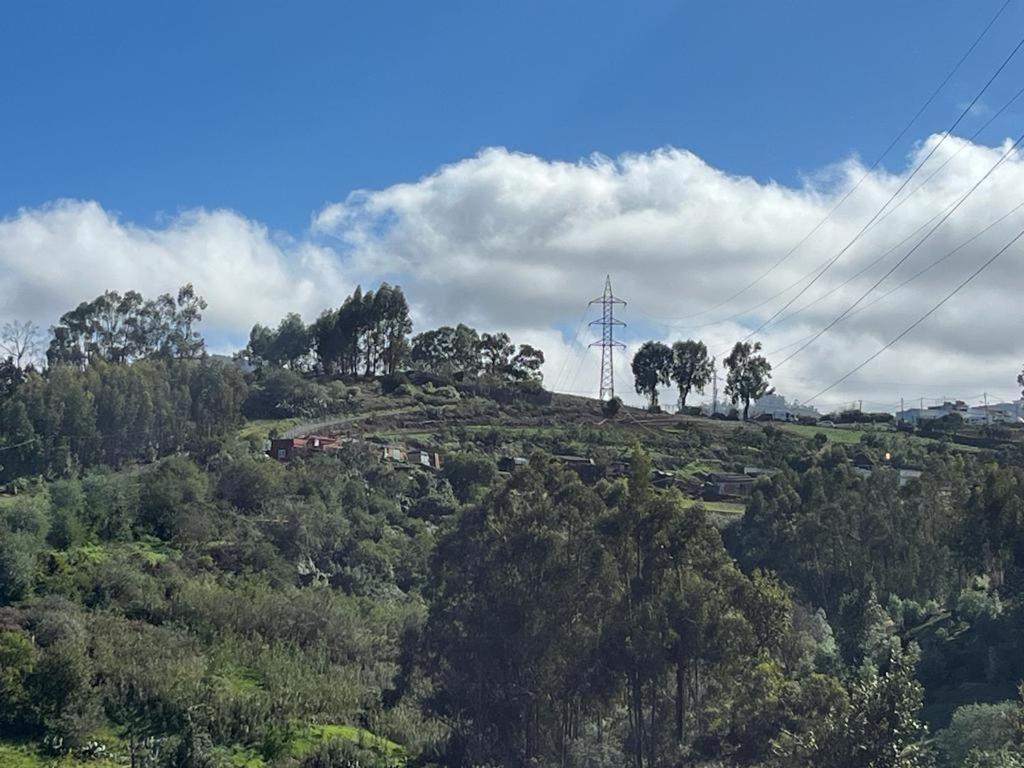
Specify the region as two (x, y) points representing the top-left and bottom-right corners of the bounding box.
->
(704, 472), (755, 499)
(380, 446), (408, 463)
(749, 393), (820, 422)
(553, 455), (600, 483)
(896, 400), (1024, 427)
(408, 449), (443, 470)
(498, 456), (529, 473)
(269, 434), (339, 461)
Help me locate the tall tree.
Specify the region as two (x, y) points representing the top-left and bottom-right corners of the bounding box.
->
(480, 332), (515, 377)
(268, 313), (311, 371)
(724, 341), (772, 420)
(0, 321), (42, 369)
(670, 340), (713, 409)
(46, 286), (207, 366)
(631, 341), (673, 409)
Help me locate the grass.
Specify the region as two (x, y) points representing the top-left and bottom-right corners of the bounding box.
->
(0, 741), (121, 768)
(677, 460), (718, 479)
(237, 417), (300, 443)
(774, 422), (867, 445)
(775, 421), (983, 453)
(679, 497), (746, 516)
(291, 723), (406, 764)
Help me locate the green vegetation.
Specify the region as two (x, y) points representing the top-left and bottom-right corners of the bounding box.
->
(4, 285), (1024, 767)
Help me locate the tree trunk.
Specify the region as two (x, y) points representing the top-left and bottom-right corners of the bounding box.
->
(675, 662), (686, 742)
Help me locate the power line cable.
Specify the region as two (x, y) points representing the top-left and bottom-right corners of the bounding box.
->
(775, 130), (1024, 367)
(768, 82), (1024, 333)
(641, 78), (1024, 340)
(806, 225), (1024, 403)
(551, 306), (590, 392)
(735, 29), (1024, 348)
(642, 0), (1015, 326)
(767, 196), (1024, 357)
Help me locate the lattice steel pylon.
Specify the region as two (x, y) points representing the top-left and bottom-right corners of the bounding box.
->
(588, 275), (627, 401)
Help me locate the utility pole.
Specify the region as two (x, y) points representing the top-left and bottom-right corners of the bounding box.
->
(900, 397), (905, 425)
(588, 275), (627, 401)
(984, 392), (991, 425)
(712, 361), (719, 416)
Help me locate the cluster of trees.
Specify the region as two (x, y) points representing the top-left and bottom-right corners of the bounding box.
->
(0, 445), (436, 766)
(242, 285), (546, 385)
(411, 325), (545, 383)
(632, 339), (771, 418)
(46, 285), (207, 367)
(244, 284), (413, 375)
(412, 449), (936, 767)
(0, 359), (247, 483)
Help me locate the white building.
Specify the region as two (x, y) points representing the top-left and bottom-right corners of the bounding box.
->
(897, 400), (1024, 426)
(749, 393), (821, 421)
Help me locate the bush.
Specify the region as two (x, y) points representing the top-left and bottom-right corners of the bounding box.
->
(602, 397), (623, 418)
(138, 456), (210, 540)
(216, 456), (285, 512)
(936, 702), (1021, 768)
(394, 383), (417, 398)
(380, 372), (411, 394)
(441, 453), (499, 504)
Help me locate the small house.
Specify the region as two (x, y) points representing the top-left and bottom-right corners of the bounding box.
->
(381, 446), (408, 463)
(408, 449), (443, 470)
(554, 454), (600, 484)
(498, 456), (529, 473)
(269, 434), (339, 461)
(704, 472), (755, 500)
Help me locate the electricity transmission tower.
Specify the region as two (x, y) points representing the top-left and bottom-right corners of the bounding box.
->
(588, 275), (627, 401)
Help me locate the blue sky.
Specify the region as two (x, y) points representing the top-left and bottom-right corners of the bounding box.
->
(3, 1), (1024, 407)
(3, 1), (1023, 233)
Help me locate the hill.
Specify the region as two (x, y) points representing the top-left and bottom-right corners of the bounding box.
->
(1, 359), (1024, 768)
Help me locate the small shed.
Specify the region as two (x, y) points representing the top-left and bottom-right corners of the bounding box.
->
(269, 434), (339, 461)
(704, 472), (755, 500)
(554, 455), (600, 484)
(498, 456), (529, 473)
(381, 446), (408, 463)
(408, 449), (443, 470)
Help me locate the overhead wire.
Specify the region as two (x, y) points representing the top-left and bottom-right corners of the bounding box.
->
(640, 0), (1015, 326)
(765, 196), (1024, 357)
(775, 130), (1024, 367)
(738, 29), (1024, 348)
(805, 224), (1024, 404)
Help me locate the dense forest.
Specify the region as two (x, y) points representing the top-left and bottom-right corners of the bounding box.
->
(1, 285), (1024, 768)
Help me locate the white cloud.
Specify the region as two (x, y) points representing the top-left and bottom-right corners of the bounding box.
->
(316, 137), (1024, 408)
(0, 200), (350, 347)
(4, 135), (1024, 411)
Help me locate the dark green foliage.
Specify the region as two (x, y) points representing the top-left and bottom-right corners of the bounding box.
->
(724, 340), (772, 420)
(670, 339), (714, 409)
(632, 341), (673, 409)
(138, 455), (210, 540)
(0, 358), (246, 484)
(774, 645), (933, 768)
(439, 452), (498, 504)
(603, 395), (623, 418)
(215, 455), (285, 511)
(411, 324), (481, 378)
(305, 284), (412, 376)
(46, 284), (207, 367)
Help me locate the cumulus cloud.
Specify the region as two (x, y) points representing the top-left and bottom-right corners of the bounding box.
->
(0, 200), (350, 350)
(316, 137), (1024, 408)
(3, 135), (1024, 410)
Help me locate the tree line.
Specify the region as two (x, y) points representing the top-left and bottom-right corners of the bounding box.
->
(632, 338), (771, 419)
(242, 284), (545, 384)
